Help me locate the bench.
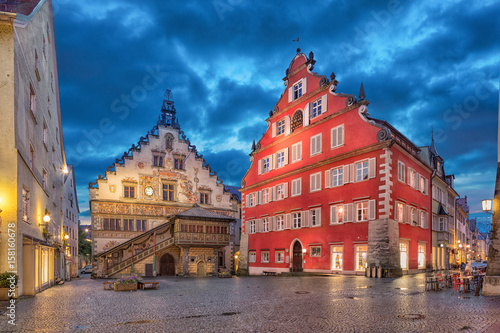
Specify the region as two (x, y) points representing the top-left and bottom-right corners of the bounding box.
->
(263, 271), (277, 276)
(138, 281), (159, 290)
(103, 281), (114, 290)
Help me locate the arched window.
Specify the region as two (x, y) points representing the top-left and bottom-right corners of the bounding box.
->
(291, 110), (303, 133)
(165, 133), (174, 151)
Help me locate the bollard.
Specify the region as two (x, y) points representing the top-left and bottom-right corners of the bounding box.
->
(365, 267), (369, 277)
(377, 266), (382, 278)
(371, 266), (376, 278)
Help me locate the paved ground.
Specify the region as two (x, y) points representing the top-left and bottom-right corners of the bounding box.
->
(1, 273), (500, 332)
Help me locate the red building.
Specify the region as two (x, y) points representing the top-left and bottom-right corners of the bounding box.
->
(240, 50), (431, 276)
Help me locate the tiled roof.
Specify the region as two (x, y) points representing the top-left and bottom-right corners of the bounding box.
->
(176, 203), (235, 220)
(0, 0), (40, 16)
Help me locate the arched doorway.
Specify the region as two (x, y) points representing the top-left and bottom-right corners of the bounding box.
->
(197, 261), (207, 277)
(292, 241), (303, 272)
(160, 253), (175, 276)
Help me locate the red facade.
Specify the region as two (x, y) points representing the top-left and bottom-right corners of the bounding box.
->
(241, 51), (431, 276)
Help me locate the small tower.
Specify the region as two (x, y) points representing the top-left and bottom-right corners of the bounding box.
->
(159, 89), (180, 129)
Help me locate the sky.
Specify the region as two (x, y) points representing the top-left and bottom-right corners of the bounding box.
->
(51, 0), (500, 232)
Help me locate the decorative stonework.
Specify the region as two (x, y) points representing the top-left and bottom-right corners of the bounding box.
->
(109, 185), (116, 193)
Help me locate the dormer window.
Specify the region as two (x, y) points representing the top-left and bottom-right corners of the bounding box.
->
(293, 81), (302, 99)
(288, 78), (307, 103)
(277, 119), (285, 136)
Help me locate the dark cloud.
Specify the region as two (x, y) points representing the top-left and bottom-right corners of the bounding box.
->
(54, 0), (499, 223)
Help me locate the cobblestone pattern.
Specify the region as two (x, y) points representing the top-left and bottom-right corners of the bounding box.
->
(1, 274), (500, 332)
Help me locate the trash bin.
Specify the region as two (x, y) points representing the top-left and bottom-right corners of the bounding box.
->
(371, 266), (377, 278)
(365, 267), (369, 277)
(377, 266), (382, 278)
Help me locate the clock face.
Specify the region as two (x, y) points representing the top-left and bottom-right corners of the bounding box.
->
(144, 186), (154, 196)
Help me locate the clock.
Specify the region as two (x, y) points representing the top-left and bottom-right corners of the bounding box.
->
(144, 186), (154, 196)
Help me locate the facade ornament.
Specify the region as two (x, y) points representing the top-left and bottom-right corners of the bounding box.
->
(319, 77), (328, 87)
(251, 140), (256, 151)
(345, 95), (356, 107)
(273, 105), (279, 115)
(359, 82), (366, 100)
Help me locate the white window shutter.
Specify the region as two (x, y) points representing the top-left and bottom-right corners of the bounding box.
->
(269, 187), (274, 202)
(303, 103), (310, 126)
(256, 191), (260, 205)
(303, 211), (309, 228)
(394, 202), (398, 222)
(284, 115), (291, 136)
(325, 169), (331, 188)
(407, 167), (411, 185)
(346, 203), (354, 222)
(272, 122), (277, 137)
(424, 179), (429, 195)
(274, 186), (277, 200)
(310, 174), (314, 192)
(284, 182), (289, 198)
(369, 158), (376, 179)
(302, 77), (307, 94)
(245, 195), (249, 207)
(349, 164), (355, 183)
(258, 160), (262, 175)
(338, 125), (344, 145)
(288, 87), (293, 103)
(368, 199), (376, 220)
(284, 148), (289, 165)
(317, 209), (321, 226)
(425, 212), (429, 229)
(298, 178), (302, 195)
(316, 134), (322, 154)
(292, 180), (297, 196)
(270, 154), (275, 170)
(310, 136), (314, 155)
(317, 173), (321, 190)
(330, 206), (337, 224)
(285, 214), (291, 229)
(405, 205), (410, 224)
(331, 128), (337, 148)
(298, 142), (302, 160)
(343, 165), (350, 183)
(321, 94), (328, 113)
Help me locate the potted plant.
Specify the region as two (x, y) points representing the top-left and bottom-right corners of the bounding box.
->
(114, 275), (141, 291)
(0, 272), (19, 300)
(218, 271), (232, 278)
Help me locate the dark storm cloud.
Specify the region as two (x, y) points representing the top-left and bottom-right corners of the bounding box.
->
(54, 0), (500, 220)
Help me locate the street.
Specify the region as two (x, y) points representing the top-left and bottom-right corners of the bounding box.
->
(1, 274), (500, 332)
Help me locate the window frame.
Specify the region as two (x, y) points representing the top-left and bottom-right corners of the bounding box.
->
(262, 218), (269, 233)
(331, 245), (344, 271)
(275, 215), (284, 231)
(162, 183), (175, 201)
(311, 97), (322, 118)
(291, 141), (302, 163)
(275, 251), (285, 263)
(330, 124), (344, 149)
(331, 167), (343, 187)
(356, 201), (368, 222)
(310, 133), (322, 156)
(261, 251), (270, 263)
(310, 207), (321, 227)
(249, 252), (256, 263)
(310, 172), (321, 192)
(277, 118), (285, 136)
(356, 160), (369, 182)
(310, 246), (321, 257)
(293, 80), (303, 100)
(355, 245), (368, 271)
(398, 161), (405, 182)
(123, 184), (136, 199)
(249, 220), (256, 234)
(292, 212), (302, 229)
(291, 178), (302, 197)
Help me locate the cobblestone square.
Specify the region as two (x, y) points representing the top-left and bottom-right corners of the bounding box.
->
(1, 274), (500, 332)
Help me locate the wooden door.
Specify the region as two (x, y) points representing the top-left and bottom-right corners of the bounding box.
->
(160, 254), (175, 276)
(292, 242), (303, 272)
(145, 263), (153, 277)
(197, 261), (207, 277)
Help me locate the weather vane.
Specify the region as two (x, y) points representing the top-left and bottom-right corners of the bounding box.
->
(292, 36), (300, 51)
(164, 88), (172, 101)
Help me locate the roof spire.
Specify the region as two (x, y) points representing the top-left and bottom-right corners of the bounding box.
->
(160, 88), (180, 129)
(430, 126), (439, 156)
(359, 82), (365, 100)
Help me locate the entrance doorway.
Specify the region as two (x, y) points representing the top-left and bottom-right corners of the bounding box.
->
(197, 261), (207, 277)
(159, 253), (175, 276)
(292, 241), (303, 272)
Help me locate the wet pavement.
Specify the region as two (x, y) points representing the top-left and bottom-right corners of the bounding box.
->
(1, 273), (500, 332)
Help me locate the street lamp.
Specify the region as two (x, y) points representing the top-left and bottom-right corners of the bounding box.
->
(482, 199), (493, 214)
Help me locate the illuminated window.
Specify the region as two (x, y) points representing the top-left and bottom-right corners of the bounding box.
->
(310, 246), (321, 257)
(332, 246), (343, 270)
(356, 245), (368, 271)
(396, 202), (404, 223)
(400, 242), (408, 269)
(22, 188), (30, 222)
(330, 205), (344, 224)
(418, 244), (426, 269)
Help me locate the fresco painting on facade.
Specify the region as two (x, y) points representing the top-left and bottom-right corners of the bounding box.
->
(89, 91), (241, 277)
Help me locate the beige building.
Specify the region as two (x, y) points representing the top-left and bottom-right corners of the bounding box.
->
(89, 91), (241, 277)
(0, 0), (73, 295)
(63, 165), (79, 277)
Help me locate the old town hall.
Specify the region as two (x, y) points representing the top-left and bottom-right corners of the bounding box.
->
(89, 91), (241, 277)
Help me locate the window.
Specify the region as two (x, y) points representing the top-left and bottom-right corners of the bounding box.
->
(311, 98), (322, 118)
(262, 156), (270, 174)
(331, 167), (343, 187)
(261, 188), (270, 204)
(174, 157), (184, 170)
(262, 218), (269, 232)
(249, 252), (256, 263)
(30, 83), (36, 115)
(136, 219), (147, 232)
(310, 208), (321, 227)
(275, 215), (284, 231)
(356, 161), (369, 181)
(124, 185), (135, 198)
(261, 251), (269, 263)
(153, 155), (164, 167)
(411, 207), (418, 225)
(420, 211), (426, 228)
(163, 183), (175, 201)
(292, 212), (302, 229)
(331, 124), (344, 148)
(293, 80), (303, 100)
(275, 184), (286, 200)
(247, 192), (256, 207)
(42, 169), (47, 191)
(291, 178), (301, 197)
(22, 188), (29, 221)
(291, 110), (303, 132)
(420, 176), (428, 194)
(396, 202), (404, 223)
(275, 251), (284, 263)
(310, 133), (322, 156)
(398, 161), (405, 182)
(249, 220), (256, 234)
(277, 119), (285, 136)
(310, 172), (321, 192)
(356, 245), (368, 271)
(123, 219), (134, 231)
(330, 205), (343, 224)
(200, 191), (210, 205)
(29, 144), (35, 170)
(439, 217), (445, 231)
(400, 242), (408, 269)
(276, 150), (285, 168)
(292, 142), (302, 162)
(408, 168), (417, 189)
(332, 246), (343, 270)
(418, 244), (426, 269)
(356, 201), (368, 222)
(310, 246), (321, 257)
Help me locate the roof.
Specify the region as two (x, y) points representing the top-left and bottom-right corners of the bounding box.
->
(437, 203), (449, 216)
(225, 185), (242, 202)
(177, 203), (235, 221)
(0, 0), (41, 16)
